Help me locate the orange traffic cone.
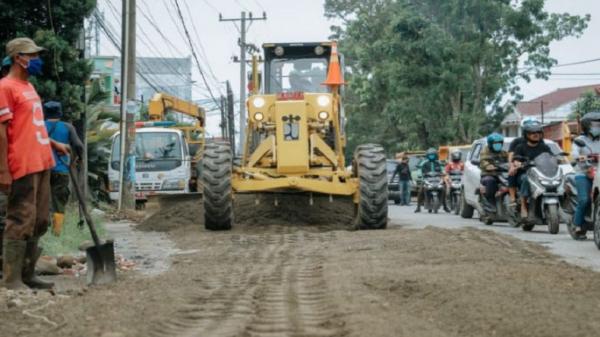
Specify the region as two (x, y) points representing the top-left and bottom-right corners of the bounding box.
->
(322, 41), (345, 87)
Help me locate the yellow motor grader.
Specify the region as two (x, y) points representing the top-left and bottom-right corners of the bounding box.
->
(202, 41), (388, 230)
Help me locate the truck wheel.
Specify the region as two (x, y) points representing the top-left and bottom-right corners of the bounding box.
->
(354, 144), (388, 230)
(460, 189), (474, 219)
(202, 143), (233, 231)
(546, 205), (560, 235)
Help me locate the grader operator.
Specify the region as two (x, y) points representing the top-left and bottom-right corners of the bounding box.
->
(201, 42), (388, 230)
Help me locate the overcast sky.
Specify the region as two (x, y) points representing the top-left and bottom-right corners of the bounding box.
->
(97, 0), (600, 135)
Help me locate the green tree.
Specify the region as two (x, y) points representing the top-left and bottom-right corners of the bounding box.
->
(326, 0), (589, 155)
(0, 0), (97, 121)
(572, 91), (600, 118)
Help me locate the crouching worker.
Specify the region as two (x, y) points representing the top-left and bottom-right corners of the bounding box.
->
(479, 133), (509, 212)
(44, 101), (83, 236)
(0, 37), (70, 290)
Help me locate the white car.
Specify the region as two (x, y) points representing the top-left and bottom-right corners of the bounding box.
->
(460, 137), (574, 219)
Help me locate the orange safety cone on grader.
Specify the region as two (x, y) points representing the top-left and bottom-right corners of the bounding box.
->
(202, 41), (388, 230)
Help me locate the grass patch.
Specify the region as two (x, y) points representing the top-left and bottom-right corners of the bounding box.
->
(40, 205), (106, 257)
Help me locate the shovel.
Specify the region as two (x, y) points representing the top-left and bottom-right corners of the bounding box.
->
(61, 157), (117, 285)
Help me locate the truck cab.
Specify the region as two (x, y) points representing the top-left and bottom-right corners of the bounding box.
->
(108, 127), (192, 203)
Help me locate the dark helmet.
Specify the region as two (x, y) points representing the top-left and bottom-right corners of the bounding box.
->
(426, 147), (438, 161)
(450, 150), (462, 162)
(487, 132), (504, 153)
(520, 117), (540, 134)
(43, 101), (63, 119)
(521, 118), (543, 136)
(581, 111), (600, 137)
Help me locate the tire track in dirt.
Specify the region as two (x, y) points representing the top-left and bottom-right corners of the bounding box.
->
(149, 230), (346, 337)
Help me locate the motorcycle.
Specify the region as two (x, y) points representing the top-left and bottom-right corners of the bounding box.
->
(447, 170), (462, 215)
(423, 172), (444, 213)
(517, 152), (565, 234)
(564, 152), (598, 241)
(477, 162), (517, 226)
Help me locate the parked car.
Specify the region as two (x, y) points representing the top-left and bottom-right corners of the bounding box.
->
(459, 137), (573, 221)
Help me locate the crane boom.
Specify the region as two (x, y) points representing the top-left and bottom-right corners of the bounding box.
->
(147, 93), (205, 160)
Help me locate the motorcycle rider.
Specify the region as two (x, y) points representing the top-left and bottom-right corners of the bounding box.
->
(415, 148), (449, 213)
(444, 150), (464, 185)
(570, 111), (600, 233)
(480, 133), (509, 212)
(508, 117), (541, 208)
(512, 119), (553, 219)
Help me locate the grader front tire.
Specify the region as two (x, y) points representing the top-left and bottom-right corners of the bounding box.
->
(202, 143), (233, 231)
(354, 144), (388, 230)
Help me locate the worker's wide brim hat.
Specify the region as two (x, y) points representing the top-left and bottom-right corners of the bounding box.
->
(6, 37), (46, 57)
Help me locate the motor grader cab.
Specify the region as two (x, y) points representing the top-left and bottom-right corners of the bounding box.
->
(202, 41), (388, 230)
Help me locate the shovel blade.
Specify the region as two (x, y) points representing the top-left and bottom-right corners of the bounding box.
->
(85, 239), (117, 286)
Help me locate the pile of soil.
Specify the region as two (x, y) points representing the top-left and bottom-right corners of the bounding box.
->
(137, 199), (204, 232)
(5, 226), (600, 337)
(234, 193), (355, 229)
(138, 193), (356, 232)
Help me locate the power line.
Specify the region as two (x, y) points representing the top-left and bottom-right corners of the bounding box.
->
(104, 0), (212, 99)
(94, 10), (165, 94)
(182, 0), (222, 92)
(173, 0), (221, 108)
(552, 57), (600, 68)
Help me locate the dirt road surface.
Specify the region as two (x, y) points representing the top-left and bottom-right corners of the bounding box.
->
(2, 197), (600, 337)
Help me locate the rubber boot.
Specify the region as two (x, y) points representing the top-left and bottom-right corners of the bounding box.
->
(2, 240), (29, 290)
(52, 213), (65, 236)
(23, 239), (54, 289)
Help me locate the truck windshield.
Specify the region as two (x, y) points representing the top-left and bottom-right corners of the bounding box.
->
(268, 58), (328, 94)
(112, 132), (183, 162)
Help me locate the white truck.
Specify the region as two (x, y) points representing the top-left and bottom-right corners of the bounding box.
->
(108, 126), (193, 206)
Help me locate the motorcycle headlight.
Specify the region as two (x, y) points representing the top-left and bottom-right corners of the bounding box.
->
(162, 179), (185, 191)
(318, 111), (329, 120)
(254, 112), (264, 121)
(540, 179), (554, 187)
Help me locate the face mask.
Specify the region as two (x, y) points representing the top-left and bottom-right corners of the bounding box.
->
(427, 155), (436, 161)
(492, 143), (503, 152)
(19, 56), (43, 76)
(590, 127), (600, 138)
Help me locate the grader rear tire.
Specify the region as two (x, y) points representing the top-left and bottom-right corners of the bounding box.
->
(354, 144), (388, 230)
(202, 143), (233, 231)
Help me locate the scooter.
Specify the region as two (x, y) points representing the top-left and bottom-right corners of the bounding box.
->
(423, 172), (444, 213)
(477, 162), (516, 226)
(447, 170), (462, 215)
(518, 152), (565, 234)
(564, 153), (598, 241)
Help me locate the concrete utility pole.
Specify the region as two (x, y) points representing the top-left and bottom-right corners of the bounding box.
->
(226, 80), (235, 157)
(219, 12), (266, 153)
(118, 0), (137, 211)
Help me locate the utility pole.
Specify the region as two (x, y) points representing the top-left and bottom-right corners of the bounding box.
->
(226, 80), (235, 156)
(219, 11), (266, 153)
(220, 94), (227, 138)
(541, 100), (545, 125)
(118, 0), (137, 211)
